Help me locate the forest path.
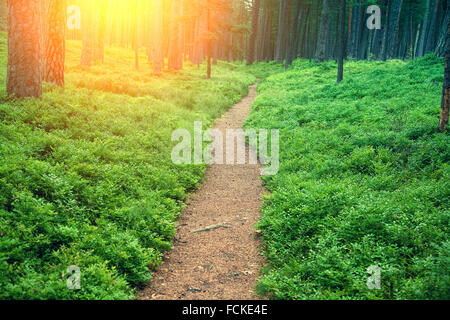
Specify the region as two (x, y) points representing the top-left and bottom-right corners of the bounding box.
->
(138, 84), (266, 300)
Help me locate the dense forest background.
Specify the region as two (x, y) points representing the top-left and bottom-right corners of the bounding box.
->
(62, 0), (449, 67)
(0, 0), (448, 300)
(1, 0), (449, 81)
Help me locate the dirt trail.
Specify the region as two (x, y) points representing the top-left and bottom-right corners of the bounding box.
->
(139, 84), (266, 300)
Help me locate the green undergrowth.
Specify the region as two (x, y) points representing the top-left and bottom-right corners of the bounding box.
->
(0, 35), (274, 299)
(246, 56), (449, 300)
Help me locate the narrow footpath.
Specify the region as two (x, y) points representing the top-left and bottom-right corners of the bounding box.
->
(139, 84), (266, 300)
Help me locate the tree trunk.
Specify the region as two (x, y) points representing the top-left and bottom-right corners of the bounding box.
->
(436, 6), (450, 56)
(152, 0), (164, 74)
(275, 0), (288, 63)
(168, 0), (182, 70)
(414, 23), (421, 58)
(93, 0), (106, 64)
(80, 0), (93, 66)
(380, 0), (391, 60)
(43, 0), (65, 86)
(7, 0), (42, 98)
(134, 0), (140, 70)
(337, 0), (346, 82)
(299, 5), (311, 58)
(286, 0), (302, 67)
(206, 0), (211, 79)
(439, 3), (450, 132)
(418, 0), (432, 57)
(247, 0), (260, 65)
(387, 0), (403, 59)
(315, 0), (331, 62)
(425, 0), (440, 54)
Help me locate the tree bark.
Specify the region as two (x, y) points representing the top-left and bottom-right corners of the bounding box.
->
(337, 0), (347, 82)
(168, 0), (182, 70)
(436, 6), (450, 57)
(206, 0), (211, 78)
(7, 0), (42, 98)
(315, 0), (331, 62)
(387, 0), (403, 59)
(94, 0), (107, 64)
(439, 3), (450, 132)
(80, 0), (93, 66)
(418, 0), (432, 57)
(286, 0), (302, 67)
(43, 0), (65, 86)
(247, 0), (260, 65)
(380, 0), (391, 60)
(425, 0), (440, 54)
(152, 0), (164, 74)
(275, 0), (288, 63)
(134, 0), (140, 70)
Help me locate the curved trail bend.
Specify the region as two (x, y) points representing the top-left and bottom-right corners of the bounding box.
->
(139, 84), (266, 300)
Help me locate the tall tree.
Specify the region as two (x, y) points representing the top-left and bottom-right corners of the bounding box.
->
(247, 0), (260, 65)
(286, 0), (302, 68)
(93, 0), (107, 64)
(134, 0), (140, 70)
(337, 0), (347, 82)
(152, 0), (164, 74)
(168, 0), (183, 70)
(43, 0), (65, 86)
(380, 0), (392, 60)
(275, 0), (288, 63)
(439, 3), (450, 132)
(80, 0), (93, 66)
(387, 0), (403, 59)
(425, 0), (440, 54)
(435, 2), (450, 57)
(7, 0), (42, 98)
(417, 0), (432, 57)
(315, 0), (332, 62)
(206, 0), (212, 78)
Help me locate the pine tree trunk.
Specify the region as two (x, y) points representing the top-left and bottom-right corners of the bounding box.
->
(380, 0), (391, 60)
(94, 0), (106, 64)
(206, 0), (211, 79)
(337, 0), (347, 82)
(7, 0), (42, 98)
(134, 0), (140, 70)
(439, 3), (450, 132)
(387, 0), (403, 59)
(353, 1), (363, 59)
(258, 7), (268, 62)
(425, 0), (440, 54)
(299, 5), (311, 58)
(168, 0), (181, 70)
(291, 3), (303, 63)
(315, 0), (331, 62)
(418, 0), (432, 57)
(286, 0), (301, 67)
(247, 0), (260, 65)
(275, 0), (288, 63)
(436, 7), (450, 57)
(43, 0), (65, 86)
(152, 0), (164, 74)
(414, 23), (421, 58)
(80, 0), (93, 66)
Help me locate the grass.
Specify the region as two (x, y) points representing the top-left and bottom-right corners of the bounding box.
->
(0, 31), (284, 299)
(246, 56), (449, 300)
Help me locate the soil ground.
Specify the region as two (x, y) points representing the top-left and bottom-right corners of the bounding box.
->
(138, 84), (266, 300)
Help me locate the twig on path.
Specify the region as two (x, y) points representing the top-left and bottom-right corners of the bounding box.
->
(191, 222), (232, 233)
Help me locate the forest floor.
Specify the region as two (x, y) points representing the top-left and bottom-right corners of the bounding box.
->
(138, 84), (266, 300)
